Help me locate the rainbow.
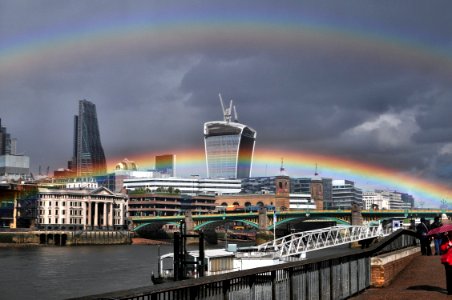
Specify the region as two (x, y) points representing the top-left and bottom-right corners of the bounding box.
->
(1, 10), (452, 77)
(108, 148), (452, 208)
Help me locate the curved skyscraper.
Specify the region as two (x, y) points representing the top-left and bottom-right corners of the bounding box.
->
(204, 95), (256, 179)
(72, 100), (107, 176)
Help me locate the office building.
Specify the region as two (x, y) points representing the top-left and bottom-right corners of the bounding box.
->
(0, 119), (30, 180)
(400, 192), (415, 209)
(204, 95), (256, 179)
(0, 118), (12, 155)
(331, 180), (363, 209)
(155, 154), (176, 177)
(128, 193), (216, 217)
(71, 100), (107, 176)
(363, 191), (390, 210)
(123, 177), (242, 195)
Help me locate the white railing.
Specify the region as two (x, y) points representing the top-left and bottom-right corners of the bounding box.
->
(257, 225), (394, 258)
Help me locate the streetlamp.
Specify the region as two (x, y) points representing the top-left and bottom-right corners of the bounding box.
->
(222, 213), (228, 250)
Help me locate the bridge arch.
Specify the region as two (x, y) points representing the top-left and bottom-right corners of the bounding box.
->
(268, 216), (350, 230)
(194, 219), (259, 231)
(133, 221), (179, 232)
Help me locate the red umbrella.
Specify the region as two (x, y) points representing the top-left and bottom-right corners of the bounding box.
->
(427, 224), (452, 236)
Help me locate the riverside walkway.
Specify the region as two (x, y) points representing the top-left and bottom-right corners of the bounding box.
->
(351, 254), (449, 299)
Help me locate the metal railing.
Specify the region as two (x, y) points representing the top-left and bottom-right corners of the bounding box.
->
(257, 225), (393, 258)
(71, 229), (417, 300)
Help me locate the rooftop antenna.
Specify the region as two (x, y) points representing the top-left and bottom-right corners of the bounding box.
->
(280, 157), (286, 175)
(314, 163), (319, 176)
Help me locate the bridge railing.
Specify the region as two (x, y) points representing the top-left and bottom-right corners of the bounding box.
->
(72, 229), (418, 300)
(257, 225), (393, 258)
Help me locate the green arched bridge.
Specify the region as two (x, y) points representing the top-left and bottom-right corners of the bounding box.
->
(130, 209), (450, 232)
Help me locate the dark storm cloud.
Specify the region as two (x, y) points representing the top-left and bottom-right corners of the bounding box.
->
(1, 0), (452, 187)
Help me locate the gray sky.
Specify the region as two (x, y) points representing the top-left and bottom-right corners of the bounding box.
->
(1, 1), (452, 204)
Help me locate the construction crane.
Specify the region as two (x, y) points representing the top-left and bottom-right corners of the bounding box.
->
(219, 93), (238, 123)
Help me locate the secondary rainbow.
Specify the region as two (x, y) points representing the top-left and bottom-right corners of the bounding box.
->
(2, 10), (452, 77)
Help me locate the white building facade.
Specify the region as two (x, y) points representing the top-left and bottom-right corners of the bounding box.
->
(363, 190), (409, 210)
(123, 177), (242, 195)
(37, 187), (128, 230)
(289, 193), (316, 210)
(363, 191), (390, 210)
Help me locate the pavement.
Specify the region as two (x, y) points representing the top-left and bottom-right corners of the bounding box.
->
(350, 254), (450, 299)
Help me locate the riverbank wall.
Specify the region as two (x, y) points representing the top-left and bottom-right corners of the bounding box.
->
(0, 230), (132, 246)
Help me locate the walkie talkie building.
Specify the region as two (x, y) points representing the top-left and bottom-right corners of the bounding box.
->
(204, 95), (256, 179)
(72, 100), (107, 176)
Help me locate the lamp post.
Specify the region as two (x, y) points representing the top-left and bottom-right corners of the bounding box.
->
(222, 212), (228, 250)
(273, 209), (277, 246)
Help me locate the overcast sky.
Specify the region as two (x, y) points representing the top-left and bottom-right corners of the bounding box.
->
(1, 1), (452, 200)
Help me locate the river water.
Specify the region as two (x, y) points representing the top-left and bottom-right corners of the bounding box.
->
(0, 242), (352, 300)
(0, 244), (179, 300)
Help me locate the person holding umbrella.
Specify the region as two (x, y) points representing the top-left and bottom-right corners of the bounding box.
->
(441, 231), (452, 295)
(428, 222), (452, 295)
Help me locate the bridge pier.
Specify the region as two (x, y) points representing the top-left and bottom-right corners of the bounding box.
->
(256, 208), (273, 245)
(258, 207), (268, 230)
(184, 210), (195, 232)
(351, 203), (363, 226)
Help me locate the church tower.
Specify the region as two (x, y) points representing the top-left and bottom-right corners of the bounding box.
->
(275, 158), (290, 210)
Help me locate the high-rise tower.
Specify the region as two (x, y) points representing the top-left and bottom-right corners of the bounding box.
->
(71, 100), (107, 176)
(204, 94), (256, 179)
(155, 154), (176, 177)
(0, 118), (12, 155)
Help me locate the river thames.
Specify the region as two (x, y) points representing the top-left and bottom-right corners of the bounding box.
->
(0, 244), (177, 299)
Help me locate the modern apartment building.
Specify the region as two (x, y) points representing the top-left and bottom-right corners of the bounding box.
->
(204, 95), (256, 179)
(70, 100), (107, 176)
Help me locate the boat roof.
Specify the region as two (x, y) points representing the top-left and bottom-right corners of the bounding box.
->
(160, 249), (235, 260)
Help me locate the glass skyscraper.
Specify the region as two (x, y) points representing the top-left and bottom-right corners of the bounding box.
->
(0, 118), (12, 155)
(72, 100), (107, 176)
(204, 96), (256, 179)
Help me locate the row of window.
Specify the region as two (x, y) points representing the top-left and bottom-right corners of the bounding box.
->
(39, 209), (83, 216)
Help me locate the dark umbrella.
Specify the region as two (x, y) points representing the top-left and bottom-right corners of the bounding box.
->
(427, 224), (452, 236)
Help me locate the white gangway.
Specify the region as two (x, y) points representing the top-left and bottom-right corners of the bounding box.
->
(257, 225), (394, 259)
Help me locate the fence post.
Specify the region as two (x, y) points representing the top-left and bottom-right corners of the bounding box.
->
(223, 279), (230, 300)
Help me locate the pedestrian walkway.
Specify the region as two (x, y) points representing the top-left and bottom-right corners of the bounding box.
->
(351, 255), (449, 299)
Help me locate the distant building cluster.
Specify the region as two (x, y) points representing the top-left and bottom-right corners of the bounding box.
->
(0, 95), (422, 230)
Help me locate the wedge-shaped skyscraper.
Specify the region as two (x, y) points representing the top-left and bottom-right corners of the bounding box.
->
(72, 100), (107, 176)
(204, 95), (256, 179)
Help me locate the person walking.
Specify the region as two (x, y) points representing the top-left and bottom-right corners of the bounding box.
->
(431, 216), (443, 255)
(416, 218), (432, 255)
(441, 232), (452, 295)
